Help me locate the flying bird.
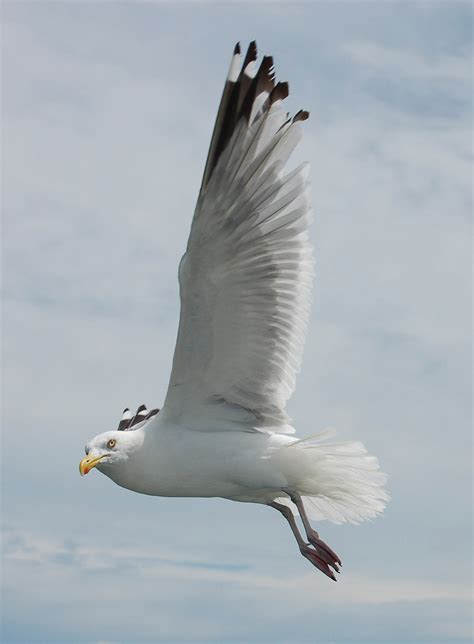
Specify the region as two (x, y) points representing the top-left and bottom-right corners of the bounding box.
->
(79, 41), (388, 581)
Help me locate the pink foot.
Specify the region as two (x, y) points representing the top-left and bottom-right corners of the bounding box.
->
(307, 529), (342, 571)
(300, 544), (337, 580)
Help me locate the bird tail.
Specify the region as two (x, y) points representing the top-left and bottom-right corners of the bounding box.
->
(273, 429), (389, 524)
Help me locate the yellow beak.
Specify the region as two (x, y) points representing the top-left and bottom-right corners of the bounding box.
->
(79, 454), (107, 476)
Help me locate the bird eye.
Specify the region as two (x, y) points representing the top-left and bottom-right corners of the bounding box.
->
(107, 439), (116, 449)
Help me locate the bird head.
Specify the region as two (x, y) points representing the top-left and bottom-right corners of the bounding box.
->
(79, 430), (144, 476)
(79, 404), (159, 476)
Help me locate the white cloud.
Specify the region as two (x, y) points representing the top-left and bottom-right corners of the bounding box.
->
(342, 39), (471, 85)
(4, 528), (471, 604)
(3, 527), (472, 642)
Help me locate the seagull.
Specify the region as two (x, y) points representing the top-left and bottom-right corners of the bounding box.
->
(79, 41), (388, 581)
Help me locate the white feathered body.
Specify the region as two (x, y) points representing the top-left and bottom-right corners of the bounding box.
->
(101, 414), (387, 524)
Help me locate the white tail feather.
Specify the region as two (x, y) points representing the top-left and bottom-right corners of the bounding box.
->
(273, 431), (389, 524)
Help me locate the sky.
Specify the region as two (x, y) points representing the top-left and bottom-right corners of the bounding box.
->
(1, 1), (472, 642)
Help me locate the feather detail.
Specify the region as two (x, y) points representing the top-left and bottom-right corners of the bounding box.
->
(117, 408), (132, 432)
(117, 404), (160, 431)
(274, 433), (389, 523)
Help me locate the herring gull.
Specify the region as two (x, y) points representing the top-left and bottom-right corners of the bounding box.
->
(79, 41), (388, 581)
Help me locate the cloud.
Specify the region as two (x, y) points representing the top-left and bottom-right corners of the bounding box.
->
(3, 528), (472, 642)
(3, 528), (472, 604)
(342, 40), (471, 84)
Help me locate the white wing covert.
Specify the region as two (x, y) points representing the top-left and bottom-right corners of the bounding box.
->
(162, 42), (314, 434)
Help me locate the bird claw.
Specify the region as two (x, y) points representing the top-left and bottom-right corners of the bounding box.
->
(307, 529), (342, 568)
(300, 544), (337, 581)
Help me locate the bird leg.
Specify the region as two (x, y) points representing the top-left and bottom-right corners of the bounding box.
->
(286, 492), (342, 571)
(269, 501), (338, 581)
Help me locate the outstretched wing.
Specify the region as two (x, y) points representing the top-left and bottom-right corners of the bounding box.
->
(161, 42), (313, 434)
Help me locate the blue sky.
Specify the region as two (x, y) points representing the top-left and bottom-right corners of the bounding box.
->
(2, 2), (472, 642)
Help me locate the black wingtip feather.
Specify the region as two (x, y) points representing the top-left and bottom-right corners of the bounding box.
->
(118, 408), (132, 431)
(259, 55), (275, 91)
(293, 109), (310, 123)
(242, 40), (258, 68)
(270, 81), (289, 104)
(117, 403), (160, 431)
(200, 41), (308, 192)
(241, 55), (276, 123)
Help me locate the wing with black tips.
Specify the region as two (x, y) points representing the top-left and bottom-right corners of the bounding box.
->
(162, 42), (313, 434)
